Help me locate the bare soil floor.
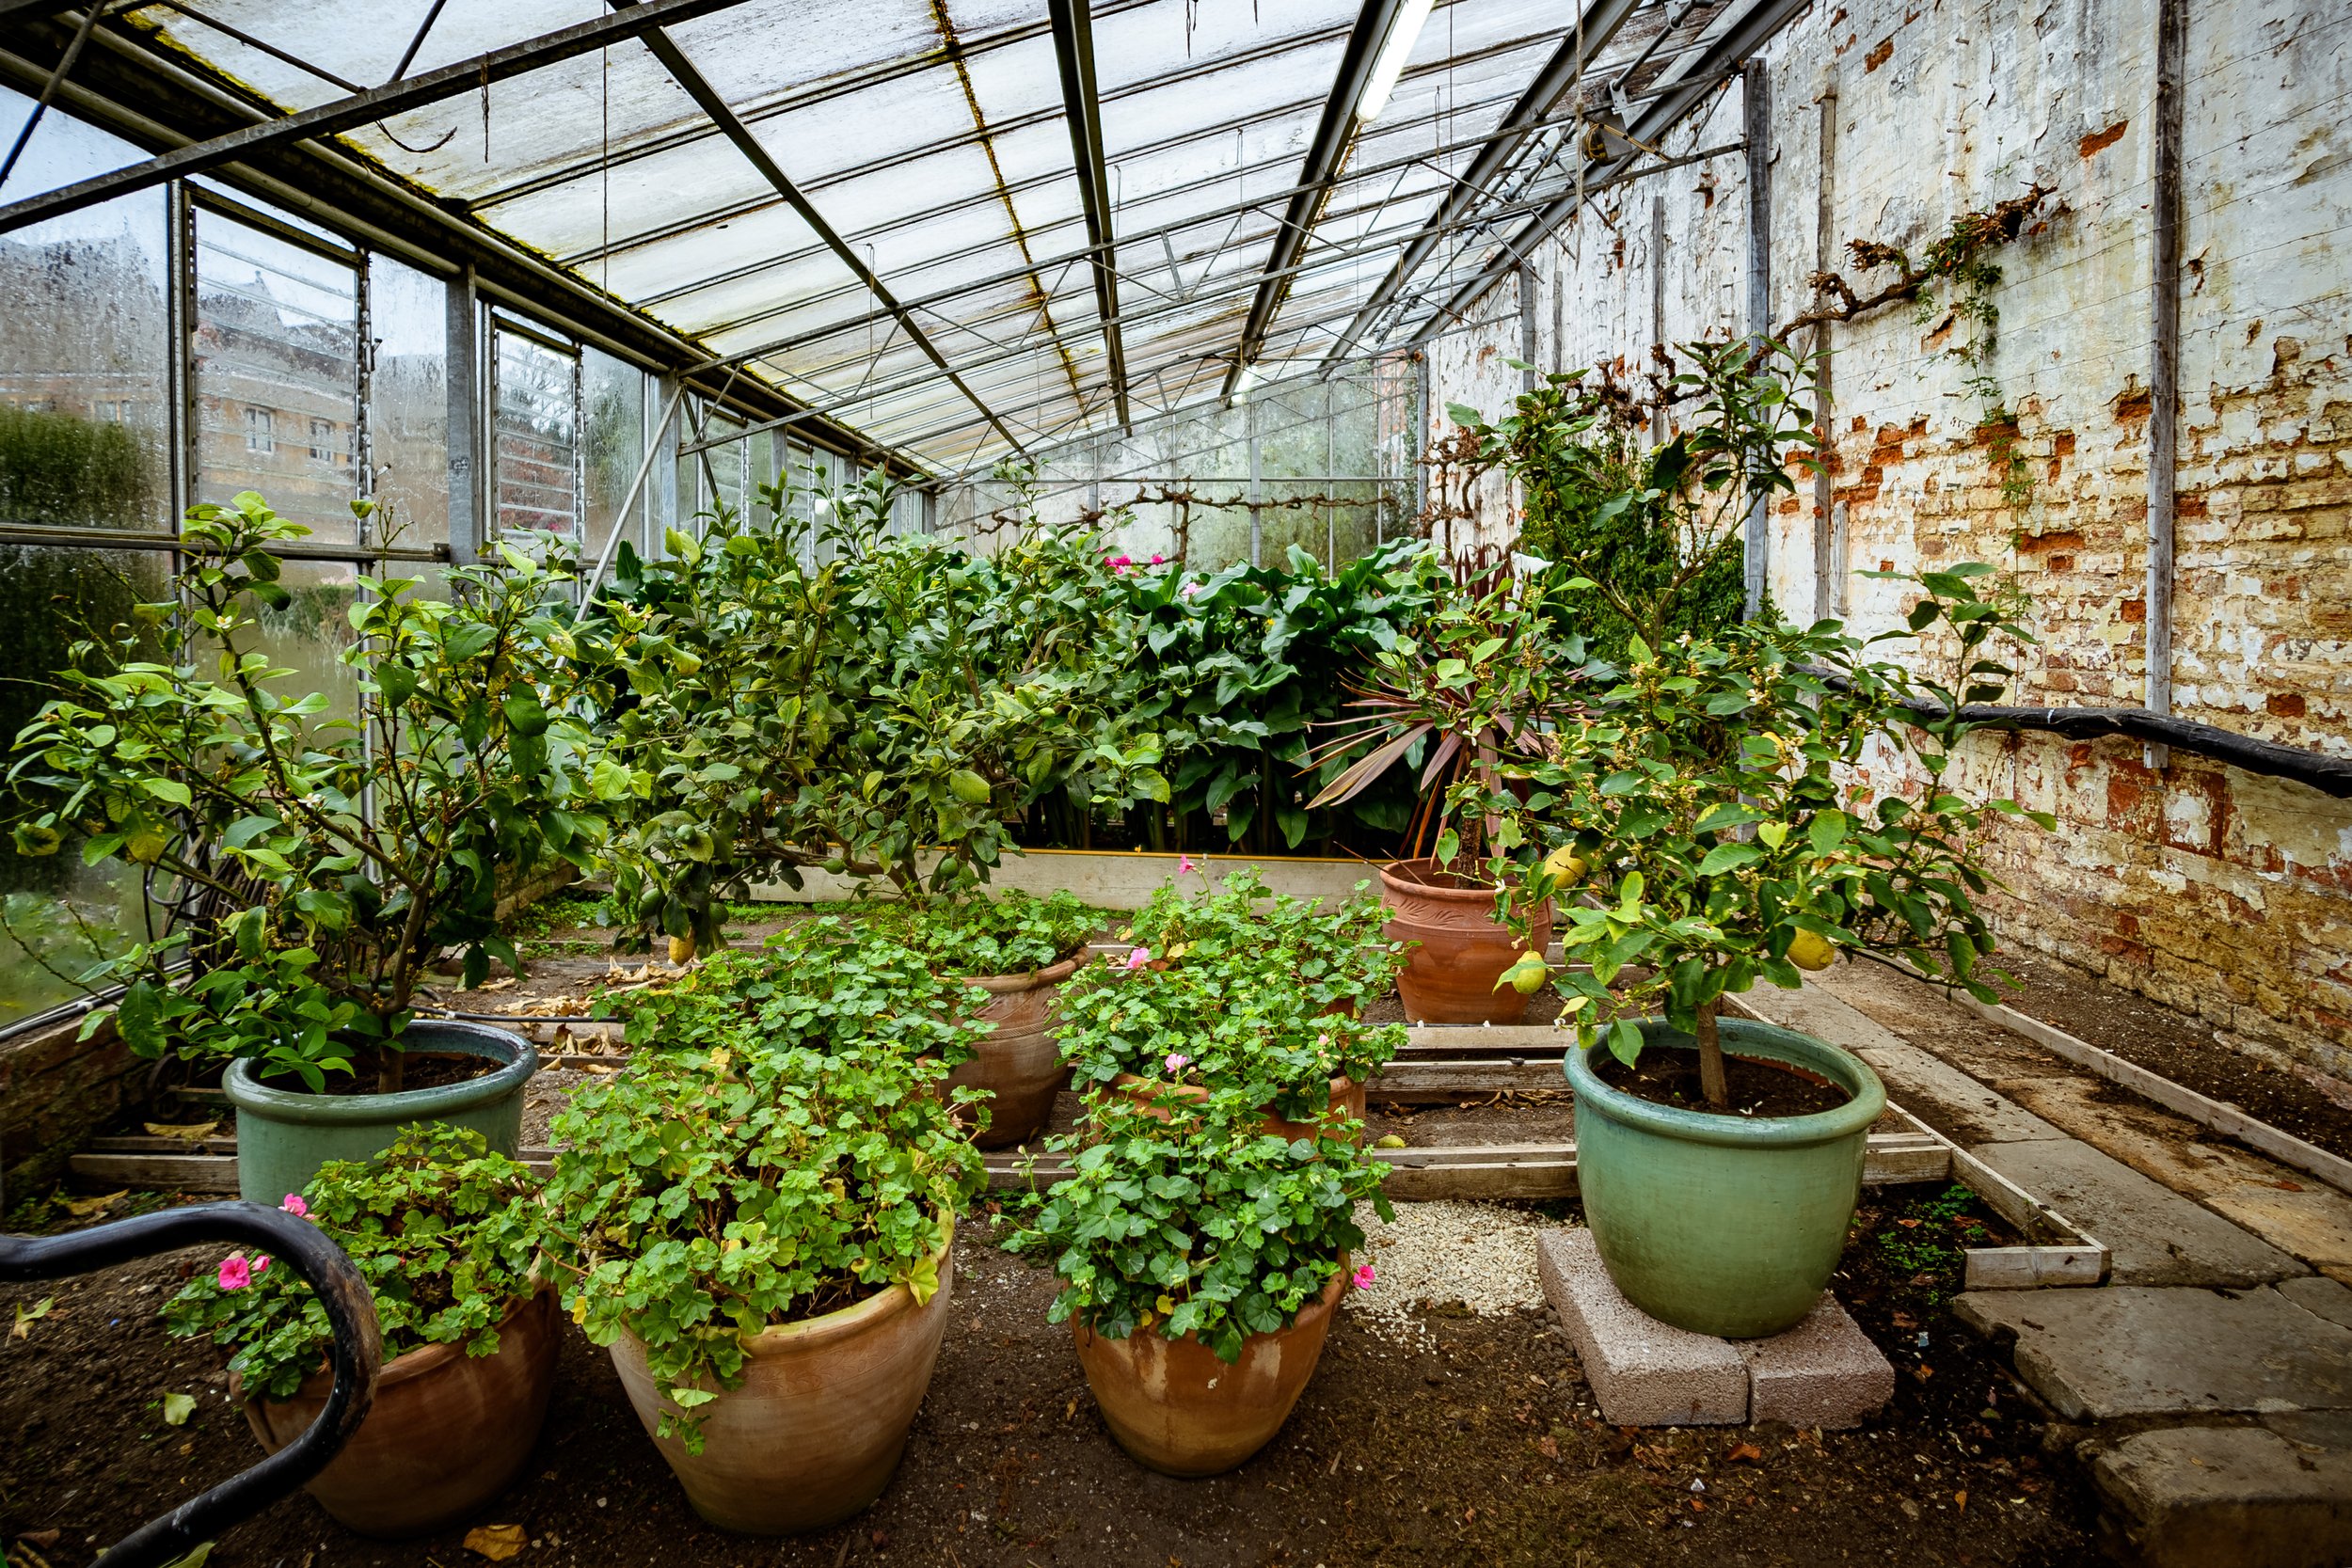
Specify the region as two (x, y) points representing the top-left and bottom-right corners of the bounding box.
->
(1986, 949), (2352, 1161)
(2, 1191), (2091, 1568)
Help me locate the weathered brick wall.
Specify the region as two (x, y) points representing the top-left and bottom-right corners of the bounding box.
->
(2, 1011), (138, 1207)
(1427, 0), (2352, 1079)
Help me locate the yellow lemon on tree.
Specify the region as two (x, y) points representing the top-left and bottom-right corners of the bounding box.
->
(1787, 929), (1839, 971)
(1496, 949), (1549, 994)
(668, 932), (698, 966)
(1541, 845), (1589, 888)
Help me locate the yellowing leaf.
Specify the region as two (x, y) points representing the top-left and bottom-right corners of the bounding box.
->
(898, 1253), (942, 1307)
(1756, 821), (1789, 849)
(1155, 1293), (1175, 1316)
(12, 1297), (54, 1339)
(569, 1297), (589, 1326)
(464, 1524), (527, 1561)
(161, 1392), (197, 1427)
(144, 1121), (222, 1142)
(63, 1190), (128, 1219)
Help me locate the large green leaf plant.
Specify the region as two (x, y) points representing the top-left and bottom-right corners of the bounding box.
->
(7, 492), (625, 1089)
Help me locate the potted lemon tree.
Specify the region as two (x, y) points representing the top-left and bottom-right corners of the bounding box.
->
(1377, 342), (2049, 1338)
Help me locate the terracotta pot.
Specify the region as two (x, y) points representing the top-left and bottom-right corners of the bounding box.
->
(238, 1286), (559, 1538)
(1378, 857), (1553, 1025)
(1074, 1260), (1347, 1476)
(943, 953), (1082, 1148)
(609, 1229), (956, 1534)
(1107, 1071), (1364, 1145)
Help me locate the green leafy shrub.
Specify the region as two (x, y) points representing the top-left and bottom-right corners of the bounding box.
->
(161, 1125), (549, 1400)
(7, 492), (627, 1090)
(597, 918), (992, 1079)
(1003, 1097), (1388, 1361)
(1057, 872), (1405, 1121)
(849, 888), (1101, 976)
(594, 473), (1167, 953)
(544, 1032), (986, 1450)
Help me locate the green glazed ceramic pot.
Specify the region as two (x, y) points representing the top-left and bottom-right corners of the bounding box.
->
(1565, 1017), (1885, 1338)
(223, 1020), (537, 1203)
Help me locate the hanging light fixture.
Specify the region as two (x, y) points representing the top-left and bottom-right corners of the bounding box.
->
(1357, 0), (1437, 123)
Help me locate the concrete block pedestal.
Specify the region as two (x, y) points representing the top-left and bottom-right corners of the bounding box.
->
(1537, 1227), (1895, 1429)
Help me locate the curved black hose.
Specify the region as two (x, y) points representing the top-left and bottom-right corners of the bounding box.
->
(0, 1202), (381, 1568)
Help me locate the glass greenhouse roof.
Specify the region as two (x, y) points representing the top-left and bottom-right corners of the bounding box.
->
(0, 0), (1801, 476)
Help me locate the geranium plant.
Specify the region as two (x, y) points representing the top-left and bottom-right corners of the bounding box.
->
(1003, 1094), (1388, 1360)
(848, 888), (1101, 977)
(1057, 872), (1406, 1122)
(7, 492), (624, 1090)
(162, 1124), (550, 1398)
(543, 1028), (986, 1451)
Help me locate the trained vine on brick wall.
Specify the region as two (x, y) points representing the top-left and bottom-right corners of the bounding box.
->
(1778, 184), (2057, 510)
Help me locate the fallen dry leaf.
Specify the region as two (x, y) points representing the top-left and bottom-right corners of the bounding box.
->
(162, 1392), (197, 1426)
(144, 1121), (221, 1142)
(464, 1524), (527, 1561)
(1727, 1442), (1763, 1464)
(63, 1191), (128, 1219)
(469, 977), (517, 993)
(12, 1298), (54, 1339)
(1537, 1435), (1560, 1460)
(1955, 1490), (1968, 1512)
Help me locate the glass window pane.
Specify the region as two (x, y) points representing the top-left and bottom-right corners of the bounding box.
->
(195, 209), (362, 541)
(0, 542), (171, 1033)
(582, 347), (647, 562)
(366, 251), (451, 554)
(492, 326), (581, 540)
(0, 90), (172, 533)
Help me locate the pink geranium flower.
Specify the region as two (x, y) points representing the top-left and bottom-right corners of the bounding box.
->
(1352, 1263), (1376, 1290)
(1124, 946), (1152, 970)
(252, 1254), (271, 1278)
(1179, 580), (1202, 599)
(1165, 1052), (1192, 1073)
(1178, 855), (1195, 875)
(279, 1194), (308, 1217)
(217, 1253), (252, 1291)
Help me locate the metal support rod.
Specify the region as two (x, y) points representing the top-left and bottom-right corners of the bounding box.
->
(607, 0), (1026, 457)
(0, 0), (103, 191)
(1648, 194), (1666, 445)
(1046, 0), (1129, 430)
(1219, 0), (1406, 404)
(1811, 74), (1838, 621)
(1517, 260), (1539, 389)
(0, 0), (761, 233)
(1740, 57), (1770, 621)
(1324, 0), (1644, 369)
(2144, 0), (2186, 770)
(1415, 0), (1812, 345)
(579, 384), (687, 603)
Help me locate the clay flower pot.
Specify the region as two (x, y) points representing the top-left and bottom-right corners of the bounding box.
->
(609, 1230), (956, 1534)
(944, 953), (1083, 1148)
(1074, 1261), (1348, 1476)
(1378, 857), (1553, 1025)
(238, 1286), (560, 1538)
(1107, 1071), (1365, 1145)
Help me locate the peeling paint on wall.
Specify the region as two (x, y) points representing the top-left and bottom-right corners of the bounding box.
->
(1427, 0), (2352, 1075)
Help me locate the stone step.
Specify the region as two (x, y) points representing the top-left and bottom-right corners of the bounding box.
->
(2090, 1420), (2352, 1568)
(1970, 1137), (2306, 1287)
(1955, 1283), (2352, 1422)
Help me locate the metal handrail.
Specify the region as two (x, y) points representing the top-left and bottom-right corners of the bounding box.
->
(0, 1202), (381, 1568)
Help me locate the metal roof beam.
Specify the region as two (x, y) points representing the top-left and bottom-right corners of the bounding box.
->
(1216, 0), (1406, 405)
(608, 0), (1026, 457)
(1047, 0), (1128, 430)
(1321, 0), (1645, 370)
(1412, 0), (1811, 342)
(0, 0), (760, 233)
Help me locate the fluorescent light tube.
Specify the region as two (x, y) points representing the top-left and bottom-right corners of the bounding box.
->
(1357, 0), (1436, 123)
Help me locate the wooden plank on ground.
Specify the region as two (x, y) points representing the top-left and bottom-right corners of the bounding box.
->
(1935, 978), (2352, 1199)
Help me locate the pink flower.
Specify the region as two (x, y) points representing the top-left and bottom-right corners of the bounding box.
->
(1179, 580), (1202, 599)
(1352, 1264), (1376, 1290)
(1178, 855), (1195, 875)
(252, 1254), (271, 1277)
(1123, 946), (1151, 970)
(1107, 554), (1134, 574)
(279, 1194), (308, 1218)
(1151, 554), (1166, 564)
(1165, 1052), (1191, 1073)
(217, 1253), (252, 1291)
